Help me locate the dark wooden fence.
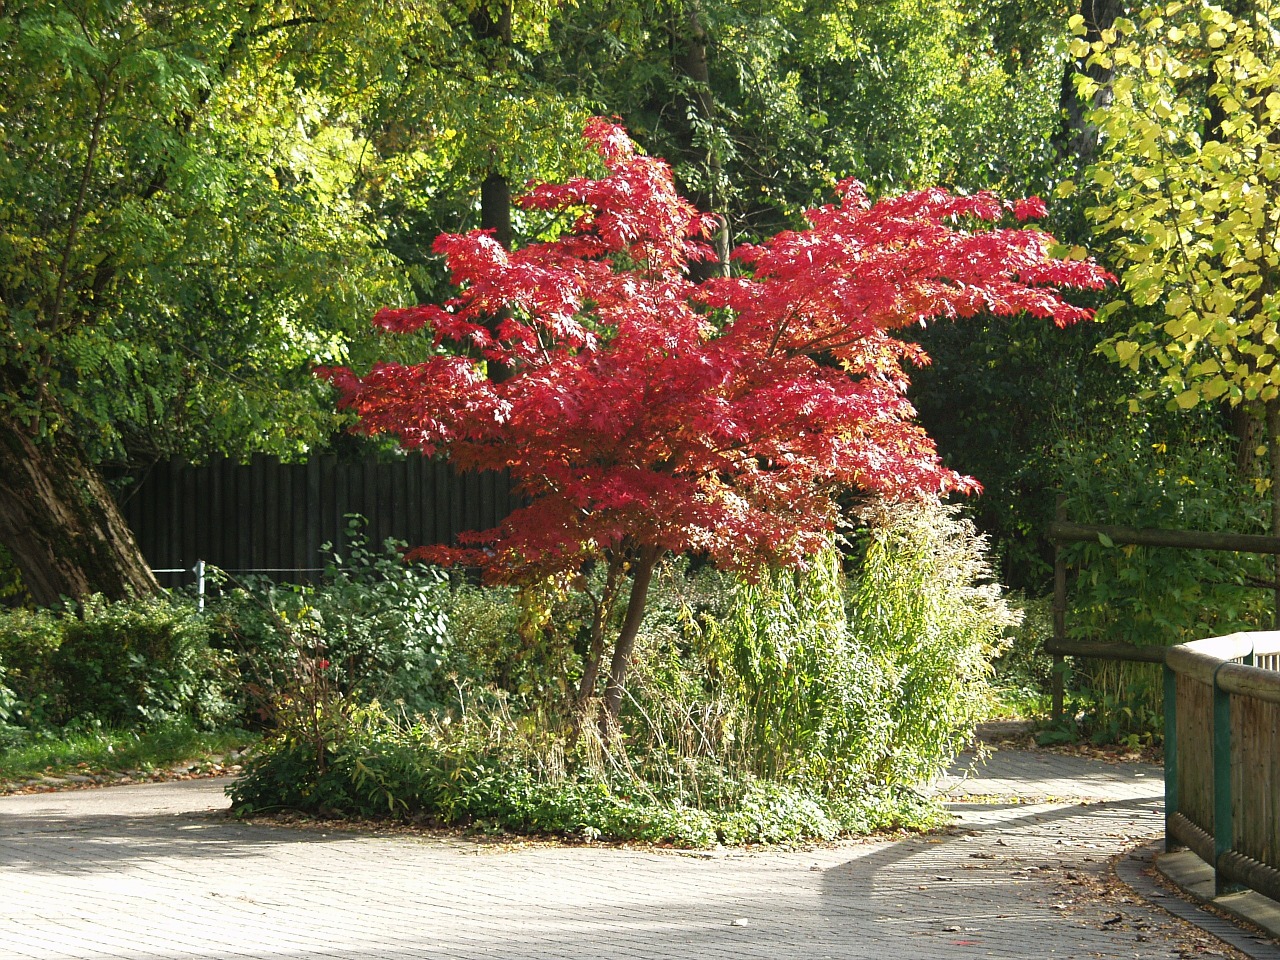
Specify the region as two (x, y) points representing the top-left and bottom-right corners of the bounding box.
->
(113, 455), (513, 588)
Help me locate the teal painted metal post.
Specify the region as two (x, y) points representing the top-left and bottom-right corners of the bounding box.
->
(1164, 664), (1179, 853)
(1212, 662), (1235, 896)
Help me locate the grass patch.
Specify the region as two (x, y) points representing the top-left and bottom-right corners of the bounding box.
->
(0, 722), (256, 782)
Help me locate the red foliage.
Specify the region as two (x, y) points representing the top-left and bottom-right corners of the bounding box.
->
(321, 121), (1112, 583)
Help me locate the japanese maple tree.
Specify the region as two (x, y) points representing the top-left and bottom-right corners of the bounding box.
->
(322, 119), (1111, 723)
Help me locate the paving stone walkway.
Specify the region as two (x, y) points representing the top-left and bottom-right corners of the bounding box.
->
(0, 748), (1262, 959)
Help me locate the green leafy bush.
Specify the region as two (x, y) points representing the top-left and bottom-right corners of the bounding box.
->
(0, 607), (62, 728)
(0, 596), (234, 730)
(848, 499), (1019, 783)
(227, 696), (925, 845)
(209, 520), (452, 721)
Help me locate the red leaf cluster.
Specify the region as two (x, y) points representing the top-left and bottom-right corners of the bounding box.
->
(322, 121), (1112, 583)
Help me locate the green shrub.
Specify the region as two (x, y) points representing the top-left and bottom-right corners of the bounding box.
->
(0, 596), (234, 730)
(209, 520), (452, 721)
(231, 496), (1009, 844)
(848, 499), (1019, 783)
(0, 607), (62, 727)
(228, 697), (937, 844)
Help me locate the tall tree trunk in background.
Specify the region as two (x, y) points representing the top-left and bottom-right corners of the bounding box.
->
(470, 0), (514, 256)
(1054, 0), (1125, 170)
(674, 1), (730, 279)
(480, 170), (513, 251)
(0, 382), (159, 606)
(470, 2), (515, 378)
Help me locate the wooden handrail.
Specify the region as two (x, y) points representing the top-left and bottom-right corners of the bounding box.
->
(1048, 521), (1280, 555)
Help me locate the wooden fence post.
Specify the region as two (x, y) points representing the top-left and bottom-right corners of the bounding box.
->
(1164, 663), (1179, 853)
(1052, 494), (1067, 724)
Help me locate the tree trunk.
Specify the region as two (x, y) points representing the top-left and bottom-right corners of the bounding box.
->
(674, 1), (730, 279)
(470, 2), (515, 379)
(1230, 404), (1265, 475)
(1054, 0), (1125, 171)
(0, 399), (159, 607)
(600, 549), (661, 728)
(480, 170), (513, 252)
(577, 557), (622, 706)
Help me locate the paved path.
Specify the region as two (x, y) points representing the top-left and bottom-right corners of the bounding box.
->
(0, 749), (1258, 959)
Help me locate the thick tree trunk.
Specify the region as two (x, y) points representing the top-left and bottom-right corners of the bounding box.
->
(470, 3), (515, 379)
(0, 403), (159, 607)
(480, 170), (513, 252)
(1230, 404), (1265, 475)
(600, 549), (661, 728)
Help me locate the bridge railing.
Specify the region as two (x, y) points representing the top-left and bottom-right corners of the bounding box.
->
(1165, 631), (1280, 899)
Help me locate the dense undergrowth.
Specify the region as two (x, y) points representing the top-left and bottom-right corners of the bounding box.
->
(1, 501), (1018, 844)
(222, 501), (1014, 844)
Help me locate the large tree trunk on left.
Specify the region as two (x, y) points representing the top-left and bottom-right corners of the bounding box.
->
(0, 402), (159, 607)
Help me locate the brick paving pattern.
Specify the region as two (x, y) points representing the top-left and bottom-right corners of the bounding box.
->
(0, 749), (1253, 959)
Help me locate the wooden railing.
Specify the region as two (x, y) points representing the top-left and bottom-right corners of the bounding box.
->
(1165, 632), (1280, 899)
(1045, 506), (1280, 720)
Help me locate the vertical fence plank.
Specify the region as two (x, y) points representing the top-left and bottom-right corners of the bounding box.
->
(248, 455), (265, 573)
(1213, 673), (1234, 896)
(405, 456), (421, 548)
(1177, 674), (1213, 838)
(435, 460), (451, 547)
(306, 458), (322, 579)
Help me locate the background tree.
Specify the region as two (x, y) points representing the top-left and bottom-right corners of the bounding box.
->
(1073, 2), (1280, 572)
(0, 0), (432, 604)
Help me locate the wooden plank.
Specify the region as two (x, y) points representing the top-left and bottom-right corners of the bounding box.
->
(1045, 638), (1167, 664)
(165, 459), (182, 588)
(233, 459), (250, 577)
(423, 456), (437, 544)
(464, 469), (481, 534)
(250, 454), (267, 573)
(306, 458), (322, 579)
(405, 456), (421, 550)
(1048, 520), (1280, 556)
(1231, 692), (1250, 867)
(390, 456), (407, 544)
(1216, 661), (1280, 705)
(206, 456), (224, 571)
(440, 460), (455, 545)
(291, 463), (305, 578)
(1177, 673), (1214, 837)
(334, 460), (351, 557)
(187, 458), (204, 580)
(365, 457), (381, 546)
